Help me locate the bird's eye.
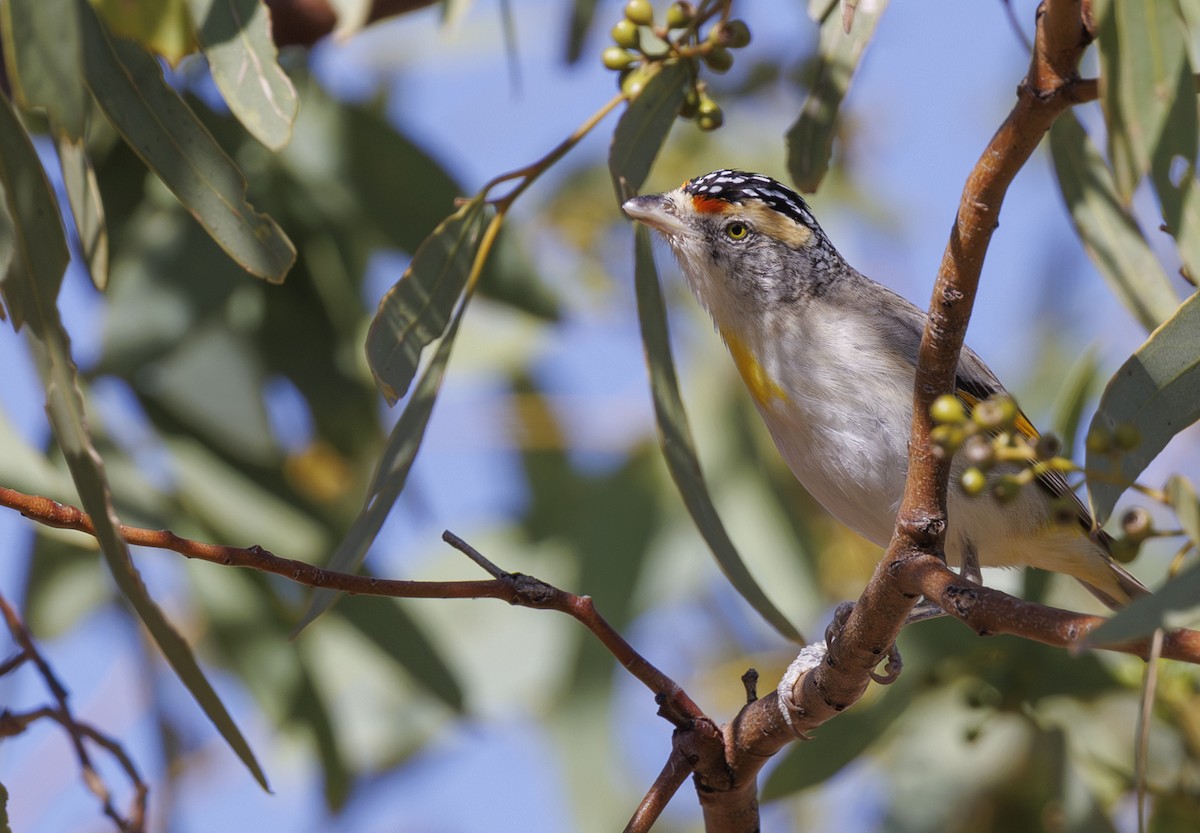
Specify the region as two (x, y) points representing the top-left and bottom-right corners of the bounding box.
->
(725, 222), (749, 240)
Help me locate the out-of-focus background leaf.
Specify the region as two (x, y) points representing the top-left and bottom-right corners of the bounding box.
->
(0, 2), (1198, 832)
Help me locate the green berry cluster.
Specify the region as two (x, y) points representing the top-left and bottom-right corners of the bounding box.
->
(928, 393), (1155, 563)
(928, 393), (1072, 504)
(602, 1), (753, 131)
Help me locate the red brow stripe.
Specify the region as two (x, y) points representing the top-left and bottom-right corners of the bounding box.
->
(691, 195), (728, 214)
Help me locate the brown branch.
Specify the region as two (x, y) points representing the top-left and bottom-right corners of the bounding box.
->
(0, 486), (705, 727)
(623, 747), (694, 833)
(681, 2), (1130, 829)
(0, 592), (147, 833)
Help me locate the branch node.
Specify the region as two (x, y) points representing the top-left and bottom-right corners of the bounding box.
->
(740, 668), (759, 704)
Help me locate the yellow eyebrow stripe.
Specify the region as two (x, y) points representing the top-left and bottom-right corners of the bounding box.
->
(721, 328), (789, 407)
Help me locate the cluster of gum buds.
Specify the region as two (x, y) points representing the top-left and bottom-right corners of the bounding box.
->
(929, 393), (1153, 562)
(601, 1), (752, 131)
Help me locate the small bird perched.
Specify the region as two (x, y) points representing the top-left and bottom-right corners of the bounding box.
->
(623, 170), (1146, 609)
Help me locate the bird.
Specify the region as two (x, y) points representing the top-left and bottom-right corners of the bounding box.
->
(622, 169), (1147, 609)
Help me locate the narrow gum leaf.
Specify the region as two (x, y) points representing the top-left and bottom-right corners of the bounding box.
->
(1087, 560), (1200, 645)
(631, 223), (803, 643)
(1098, 0), (1188, 201)
(79, 1), (295, 283)
(296, 299), (470, 633)
(786, 0), (888, 192)
(1086, 290), (1200, 524)
(1049, 113), (1180, 332)
(335, 595), (465, 712)
(56, 133), (109, 290)
(608, 59), (689, 202)
(365, 200), (491, 405)
(185, 0), (299, 151)
(0, 0), (88, 140)
(0, 90), (270, 790)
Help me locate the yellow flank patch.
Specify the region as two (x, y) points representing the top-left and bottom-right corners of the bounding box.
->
(740, 203), (813, 248)
(721, 328), (789, 406)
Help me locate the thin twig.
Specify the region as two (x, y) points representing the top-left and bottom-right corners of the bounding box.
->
(0, 592), (147, 832)
(623, 747), (693, 833)
(0, 486), (707, 726)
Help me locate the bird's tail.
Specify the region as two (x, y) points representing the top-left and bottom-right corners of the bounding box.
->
(1077, 530), (1149, 610)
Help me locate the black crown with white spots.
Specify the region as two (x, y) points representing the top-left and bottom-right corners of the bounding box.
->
(683, 170), (820, 231)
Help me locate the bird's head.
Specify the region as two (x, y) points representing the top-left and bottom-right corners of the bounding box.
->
(622, 170), (845, 316)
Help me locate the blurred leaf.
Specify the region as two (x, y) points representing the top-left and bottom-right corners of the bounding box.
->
(91, 0), (197, 63)
(327, 0), (372, 40)
(0, 88), (270, 791)
(80, 1), (295, 282)
(631, 224), (802, 642)
(1049, 113), (1179, 332)
(56, 134), (109, 289)
(141, 324), (279, 465)
(1150, 53), (1200, 284)
(287, 654), (350, 809)
(166, 437), (329, 563)
(278, 78), (461, 255)
(1166, 475), (1200, 552)
(1087, 290), (1200, 523)
(186, 0), (298, 151)
(24, 531), (110, 637)
(1, 0), (87, 139)
(1152, 791), (1200, 833)
(764, 668), (916, 798)
(297, 297), (470, 632)
(608, 60), (689, 202)
(786, 0), (888, 192)
(335, 594), (464, 712)
(1087, 559), (1200, 644)
(365, 199), (491, 405)
(196, 566), (350, 808)
(564, 0), (599, 64)
(1051, 348), (1100, 454)
(1096, 0), (1188, 201)
(514, 376), (660, 688)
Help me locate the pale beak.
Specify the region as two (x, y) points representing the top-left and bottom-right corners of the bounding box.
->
(622, 193), (691, 237)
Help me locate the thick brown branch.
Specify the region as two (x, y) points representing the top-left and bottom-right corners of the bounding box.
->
(902, 555), (1200, 661)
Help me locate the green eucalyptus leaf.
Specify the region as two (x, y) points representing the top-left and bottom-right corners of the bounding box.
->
(608, 59), (689, 202)
(786, 0), (888, 192)
(79, 0), (295, 282)
(1049, 113), (1180, 332)
(365, 199), (491, 405)
(1087, 290), (1200, 523)
(186, 0), (298, 151)
(1087, 560), (1200, 644)
(296, 298), (469, 632)
(91, 0), (196, 61)
(335, 595), (464, 712)
(1051, 348), (1100, 454)
(631, 223), (802, 643)
(1096, 0), (1189, 201)
(1150, 53), (1200, 285)
(56, 134), (109, 289)
(1166, 475), (1200, 550)
(0, 88), (270, 791)
(0, 0), (87, 139)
